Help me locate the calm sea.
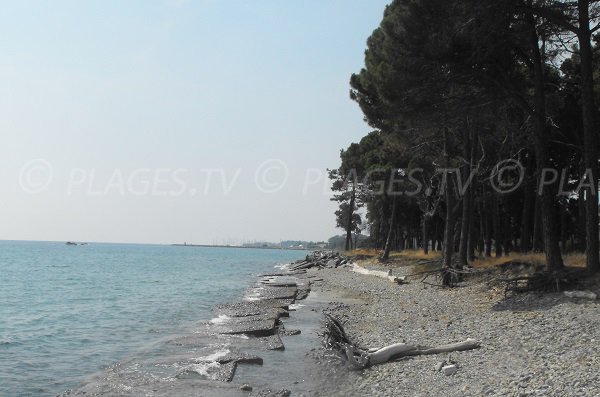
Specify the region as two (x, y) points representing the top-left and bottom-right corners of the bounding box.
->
(0, 241), (307, 396)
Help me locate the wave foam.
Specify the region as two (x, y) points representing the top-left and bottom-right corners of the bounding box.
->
(209, 315), (231, 324)
(196, 349), (230, 362)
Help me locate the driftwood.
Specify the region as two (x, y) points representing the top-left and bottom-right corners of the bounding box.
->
(289, 251), (349, 271)
(322, 315), (480, 369)
(350, 264), (407, 284)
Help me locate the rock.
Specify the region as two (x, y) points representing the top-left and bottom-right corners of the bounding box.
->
(435, 361), (445, 372)
(213, 362), (238, 382)
(262, 334), (285, 350)
(217, 317), (277, 337)
(211, 352), (263, 366)
(214, 301), (290, 318)
(442, 365), (458, 376)
(240, 384), (253, 391)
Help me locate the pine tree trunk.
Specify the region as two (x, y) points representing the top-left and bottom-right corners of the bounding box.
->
(381, 194), (397, 261)
(345, 184), (356, 252)
(442, 129), (457, 280)
(503, 208), (512, 256)
(467, 187), (476, 262)
(422, 215), (430, 255)
(578, 189), (586, 251)
(561, 207), (569, 252)
(532, 195), (544, 252)
(492, 194), (503, 257)
(458, 128), (473, 267)
(520, 178), (534, 252)
(577, 0), (600, 273)
(483, 193), (493, 257)
(527, 11), (564, 271)
(477, 193), (486, 256)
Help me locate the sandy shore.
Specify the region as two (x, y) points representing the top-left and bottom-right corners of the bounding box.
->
(309, 260), (600, 397)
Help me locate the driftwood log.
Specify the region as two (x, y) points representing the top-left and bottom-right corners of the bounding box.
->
(350, 264), (407, 284)
(322, 315), (480, 369)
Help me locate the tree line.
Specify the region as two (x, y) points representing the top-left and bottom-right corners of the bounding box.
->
(330, 0), (600, 278)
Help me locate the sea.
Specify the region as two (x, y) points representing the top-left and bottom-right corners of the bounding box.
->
(0, 240), (308, 396)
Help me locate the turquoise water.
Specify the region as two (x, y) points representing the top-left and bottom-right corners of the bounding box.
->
(0, 241), (307, 397)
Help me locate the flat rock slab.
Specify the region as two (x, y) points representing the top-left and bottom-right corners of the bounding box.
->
(257, 270), (306, 277)
(214, 302), (289, 319)
(168, 334), (210, 348)
(260, 276), (299, 286)
(254, 286), (297, 300)
(211, 353), (263, 366)
(213, 362), (238, 382)
(217, 318), (277, 337)
(247, 334), (285, 351)
(168, 333), (284, 351)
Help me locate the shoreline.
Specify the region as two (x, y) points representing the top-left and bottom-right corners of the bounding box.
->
(60, 252), (349, 397)
(59, 252), (600, 396)
(171, 244), (310, 251)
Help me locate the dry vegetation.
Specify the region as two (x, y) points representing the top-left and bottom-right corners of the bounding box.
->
(344, 249), (587, 269)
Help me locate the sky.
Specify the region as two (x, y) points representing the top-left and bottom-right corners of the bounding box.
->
(0, 0), (390, 245)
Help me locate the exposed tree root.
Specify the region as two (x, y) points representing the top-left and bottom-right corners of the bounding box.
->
(321, 314), (480, 369)
(501, 268), (584, 296)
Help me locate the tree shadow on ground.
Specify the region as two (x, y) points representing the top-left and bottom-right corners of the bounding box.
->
(491, 291), (599, 312)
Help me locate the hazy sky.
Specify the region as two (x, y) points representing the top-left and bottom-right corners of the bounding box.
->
(0, 0), (390, 244)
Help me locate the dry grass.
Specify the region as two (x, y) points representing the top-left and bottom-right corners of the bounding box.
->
(565, 253), (588, 268)
(344, 248), (441, 260)
(390, 250), (441, 260)
(345, 249), (588, 269)
(471, 252), (588, 269)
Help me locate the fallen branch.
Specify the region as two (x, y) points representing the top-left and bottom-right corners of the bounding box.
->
(322, 314), (480, 369)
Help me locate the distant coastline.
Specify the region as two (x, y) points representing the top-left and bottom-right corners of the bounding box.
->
(171, 243), (310, 251)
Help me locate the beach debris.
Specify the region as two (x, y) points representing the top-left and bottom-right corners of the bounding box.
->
(351, 264), (407, 284)
(321, 314), (480, 369)
(289, 251), (349, 271)
(240, 384), (253, 391)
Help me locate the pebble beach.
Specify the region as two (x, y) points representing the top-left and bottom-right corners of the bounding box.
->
(311, 260), (600, 397)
